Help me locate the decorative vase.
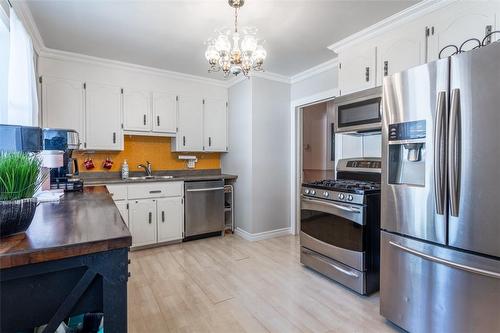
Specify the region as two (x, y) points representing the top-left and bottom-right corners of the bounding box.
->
(0, 198), (38, 237)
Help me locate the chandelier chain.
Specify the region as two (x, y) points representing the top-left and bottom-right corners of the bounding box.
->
(234, 7), (239, 33)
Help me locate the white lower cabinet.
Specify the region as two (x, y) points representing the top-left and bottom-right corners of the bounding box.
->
(129, 199), (158, 247)
(157, 197), (184, 242)
(108, 182), (184, 248)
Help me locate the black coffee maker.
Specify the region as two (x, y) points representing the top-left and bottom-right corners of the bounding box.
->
(42, 128), (83, 191)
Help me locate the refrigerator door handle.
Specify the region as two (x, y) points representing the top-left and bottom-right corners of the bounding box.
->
(448, 88), (461, 217)
(434, 91), (447, 215)
(389, 241), (500, 279)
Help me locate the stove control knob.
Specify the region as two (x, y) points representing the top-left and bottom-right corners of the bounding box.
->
(305, 189), (310, 195)
(311, 190), (316, 195)
(338, 193), (345, 200)
(347, 195), (353, 201)
(323, 192), (329, 197)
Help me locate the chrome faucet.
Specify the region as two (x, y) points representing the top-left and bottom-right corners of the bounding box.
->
(138, 161), (152, 176)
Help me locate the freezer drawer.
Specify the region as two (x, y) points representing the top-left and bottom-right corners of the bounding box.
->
(380, 231), (500, 333)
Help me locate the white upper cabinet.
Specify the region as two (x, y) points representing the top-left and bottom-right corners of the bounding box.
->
(152, 92), (177, 134)
(203, 98), (228, 152)
(426, 2), (497, 61)
(85, 83), (123, 150)
(174, 95), (204, 152)
(123, 89), (151, 132)
(338, 44), (377, 95)
(335, 1), (500, 94)
(376, 23), (425, 86)
(41, 77), (85, 144)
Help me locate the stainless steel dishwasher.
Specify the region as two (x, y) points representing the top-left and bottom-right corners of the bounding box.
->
(184, 180), (225, 239)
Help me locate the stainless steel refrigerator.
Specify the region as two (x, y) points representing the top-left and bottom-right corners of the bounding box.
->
(380, 42), (500, 333)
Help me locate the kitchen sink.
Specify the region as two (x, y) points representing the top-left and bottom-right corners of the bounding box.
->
(127, 176), (151, 180)
(126, 175), (174, 181)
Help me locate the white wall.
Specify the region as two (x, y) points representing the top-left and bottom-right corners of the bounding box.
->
(222, 77), (291, 235)
(38, 54), (228, 100)
(291, 66), (338, 102)
(222, 79), (253, 233)
(251, 77), (291, 234)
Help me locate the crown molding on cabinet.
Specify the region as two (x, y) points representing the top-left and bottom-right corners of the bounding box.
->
(328, 0), (458, 53)
(290, 58), (339, 84)
(39, 48), (231, 88)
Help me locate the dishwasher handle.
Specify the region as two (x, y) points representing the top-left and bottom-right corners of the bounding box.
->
(186, 187), (225, 192)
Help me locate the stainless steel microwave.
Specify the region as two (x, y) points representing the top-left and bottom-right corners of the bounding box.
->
(334, 86), (382, 134)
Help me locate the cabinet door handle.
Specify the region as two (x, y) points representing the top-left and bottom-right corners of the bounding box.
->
(183, 136), (186, 146)
(157, 115), (160, 126)
(209, 137), (212, 147)
(384, 61), (389, 77)
(485, 25), (493, 45)
(149, 190), (162, 194)
(148, 212), (152, 224)
(143, 114), (147, 125)
(162, 211), (165, 223)
(113, 132), (116, 144)
(365, 67), (370, 82)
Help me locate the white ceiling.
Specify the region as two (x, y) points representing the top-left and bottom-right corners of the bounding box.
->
(25, 0), (419, 80)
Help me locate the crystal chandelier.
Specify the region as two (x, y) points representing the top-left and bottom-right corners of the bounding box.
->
(204, 0), (267, 78)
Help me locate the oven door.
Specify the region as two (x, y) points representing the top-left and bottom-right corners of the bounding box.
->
(300, 196), (366, 270)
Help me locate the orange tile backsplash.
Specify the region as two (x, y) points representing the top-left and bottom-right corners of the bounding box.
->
(75, 135), (220, 172)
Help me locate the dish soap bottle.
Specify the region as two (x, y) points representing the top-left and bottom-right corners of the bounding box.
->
(121, 159), (129, 179)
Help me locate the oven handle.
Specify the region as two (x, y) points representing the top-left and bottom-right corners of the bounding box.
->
(301, 196), (361, 214)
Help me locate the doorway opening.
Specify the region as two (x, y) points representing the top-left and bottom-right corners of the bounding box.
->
(301, 101), (336, 183)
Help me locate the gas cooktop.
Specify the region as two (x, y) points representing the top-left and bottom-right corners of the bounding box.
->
(303, 179), (381, 195)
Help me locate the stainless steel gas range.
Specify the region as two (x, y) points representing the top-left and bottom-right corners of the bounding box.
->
(300, 158), (381, 295)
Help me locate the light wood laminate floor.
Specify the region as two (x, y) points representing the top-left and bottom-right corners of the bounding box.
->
(128, 235), (401, 333)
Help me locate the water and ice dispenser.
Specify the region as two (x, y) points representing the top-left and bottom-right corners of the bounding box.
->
(388, 120), (426, 186)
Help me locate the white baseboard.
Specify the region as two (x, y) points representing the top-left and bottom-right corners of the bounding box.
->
(234, 227), (293, 242)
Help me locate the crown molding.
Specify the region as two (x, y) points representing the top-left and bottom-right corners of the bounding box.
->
(328, 0), (457, 53)
(12, 0), (45, 54)
(252, 71), (291, 84)
(290, 58), (338, 84)
(225, 75), (248, 88)
(39, 48), (232, 88)
(225, 70), (291, 88)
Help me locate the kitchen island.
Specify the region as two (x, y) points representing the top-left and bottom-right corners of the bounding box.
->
(0, 186), (132, 333)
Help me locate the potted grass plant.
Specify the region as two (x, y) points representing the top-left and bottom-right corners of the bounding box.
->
(0, 152), (44, 237)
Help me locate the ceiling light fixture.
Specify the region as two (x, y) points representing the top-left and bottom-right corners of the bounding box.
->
(204, 0), (267, 78)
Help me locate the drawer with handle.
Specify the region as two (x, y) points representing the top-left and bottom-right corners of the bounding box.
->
(127, 181), (183, 199)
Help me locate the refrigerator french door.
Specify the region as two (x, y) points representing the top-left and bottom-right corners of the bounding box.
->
(380, 42), (500, 333)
